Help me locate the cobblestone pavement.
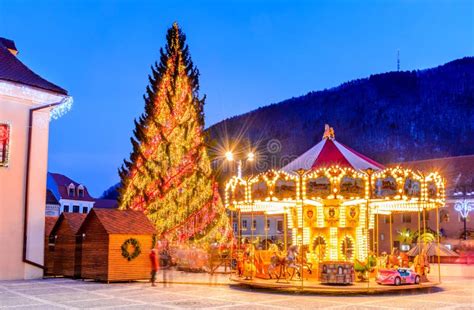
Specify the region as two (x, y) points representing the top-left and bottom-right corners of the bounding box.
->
(0, 276), (472, 309)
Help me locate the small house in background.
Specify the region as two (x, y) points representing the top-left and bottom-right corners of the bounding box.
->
(44, 216), (58, 276)
(78, 209), (156, 282)
(49, 213), (87, 278)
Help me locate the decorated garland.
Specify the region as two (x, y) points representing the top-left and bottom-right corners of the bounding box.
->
(121, 238), (141, 261)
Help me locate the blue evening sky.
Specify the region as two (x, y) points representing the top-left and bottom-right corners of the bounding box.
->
(1, 0), (472, 196)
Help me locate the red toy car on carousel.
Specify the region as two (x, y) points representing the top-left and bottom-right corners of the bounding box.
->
(376, 268), (421, 286)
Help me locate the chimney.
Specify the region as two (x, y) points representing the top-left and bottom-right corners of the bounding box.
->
(0, 37), (18, 56)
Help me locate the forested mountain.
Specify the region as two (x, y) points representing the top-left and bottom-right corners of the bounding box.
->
(208, 57), (474, 168)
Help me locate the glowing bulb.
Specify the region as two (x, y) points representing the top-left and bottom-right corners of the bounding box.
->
(247, 152), (255, 162)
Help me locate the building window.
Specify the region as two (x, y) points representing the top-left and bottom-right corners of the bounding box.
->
(233, 222), (238, 232)
(68, 184), (75, 197)
(277, 220), (283, 233)
(252, 220), (257, 230)
(73, 205), (80, 213)
(0, 123), (11, 167)
(402, 214), (411, 223)
(242, 220), (247, 230)
(63, 205), (69, 213)
(78, 188), (84, 197)
(266, 219), (270, 230)
(82, 207), (88, 214)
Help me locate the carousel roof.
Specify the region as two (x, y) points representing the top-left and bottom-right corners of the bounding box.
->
(282, 125), (384, 172)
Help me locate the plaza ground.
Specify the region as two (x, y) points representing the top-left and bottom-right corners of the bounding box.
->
(0, 273), (473, 309)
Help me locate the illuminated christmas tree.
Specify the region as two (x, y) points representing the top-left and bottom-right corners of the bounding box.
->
(118, 23), (231, 245)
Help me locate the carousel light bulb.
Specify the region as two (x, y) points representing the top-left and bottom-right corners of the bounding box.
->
(247, 152), (255, 162)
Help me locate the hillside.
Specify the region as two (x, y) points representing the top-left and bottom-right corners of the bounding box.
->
(207, 57), (474, 168)
(103, 58), (474, 198)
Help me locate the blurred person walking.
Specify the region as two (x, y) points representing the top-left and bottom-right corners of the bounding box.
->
(150, 249), (159, 286)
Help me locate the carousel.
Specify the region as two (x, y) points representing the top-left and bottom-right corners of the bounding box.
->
(225, 125), (446, 293)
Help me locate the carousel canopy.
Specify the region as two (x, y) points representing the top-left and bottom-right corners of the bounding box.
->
(282, 125), (384, 173)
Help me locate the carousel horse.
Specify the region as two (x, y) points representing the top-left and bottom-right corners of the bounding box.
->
(388, 248), (401, 268)
(266, 244), (282, 279)
(414, 247), (430, 280)
(354, 253), (377, 281)
(284, 245), (299, 280)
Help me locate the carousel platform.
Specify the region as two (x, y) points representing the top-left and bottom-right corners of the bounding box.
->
(230, 276), (440, 294)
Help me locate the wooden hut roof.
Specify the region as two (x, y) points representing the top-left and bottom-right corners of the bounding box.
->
(45, 216), (58, 236)
(50, 213), (87, 236)
(81, 209), (156, 235)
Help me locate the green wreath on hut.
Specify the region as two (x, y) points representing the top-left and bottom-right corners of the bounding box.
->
(121, 238), (141, 261)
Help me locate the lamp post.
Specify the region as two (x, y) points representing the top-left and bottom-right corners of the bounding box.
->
(225, 150), (256, 253)
(225, 151), (255, 178)
(454, 195), (474, 240)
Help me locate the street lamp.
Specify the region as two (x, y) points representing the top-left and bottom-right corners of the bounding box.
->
(224, 151), (256, 178)
(454, 198), (473, 240)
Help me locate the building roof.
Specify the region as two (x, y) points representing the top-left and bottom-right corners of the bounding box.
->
(282, 136), (384, 172)
(46, 189), (60, 205)
(82, 209), (156, 235)
(47, 172), (95, 202)
(94, 199), (118, 209)
(45, 216), (58, 237)
(50, 213), (87, 236)
(389, 155), (474, 197)
(0, 37), (67, 95)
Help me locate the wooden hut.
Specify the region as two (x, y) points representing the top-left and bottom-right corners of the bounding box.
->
(49, 213), (87, 277)
(78, 209), (156, 282)
(44, 216), (58, 276)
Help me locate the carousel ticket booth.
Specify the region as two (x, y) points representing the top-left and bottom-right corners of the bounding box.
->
(225, 126), (445, 291)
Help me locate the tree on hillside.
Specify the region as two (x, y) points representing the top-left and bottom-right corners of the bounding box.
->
(118, 23), (231, 245)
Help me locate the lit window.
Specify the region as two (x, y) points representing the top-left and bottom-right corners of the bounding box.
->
(0, 123), (11, 167)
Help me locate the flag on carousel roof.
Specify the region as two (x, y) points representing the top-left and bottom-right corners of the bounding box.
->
(282, 124), (384, 173)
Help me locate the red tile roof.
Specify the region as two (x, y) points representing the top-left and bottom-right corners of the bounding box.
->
(45, 216), (58, 236)
(0, 38), (67, 95)
(48, 172), (95, 202)
(84, 209), (156, 235)
(50, 213), (87, 236)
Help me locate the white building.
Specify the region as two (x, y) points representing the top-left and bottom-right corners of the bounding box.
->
(47, 172), (96, 215)
(0, 37), (71, 280)
(45, 189), (61, 217)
